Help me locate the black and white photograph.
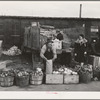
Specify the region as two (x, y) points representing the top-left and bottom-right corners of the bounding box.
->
(0, 0), (100, 99)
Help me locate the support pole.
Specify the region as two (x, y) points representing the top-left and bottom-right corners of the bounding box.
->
(79, 4), (82, 18)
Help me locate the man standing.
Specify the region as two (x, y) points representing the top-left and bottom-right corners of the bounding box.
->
(40, 38), (57, 73)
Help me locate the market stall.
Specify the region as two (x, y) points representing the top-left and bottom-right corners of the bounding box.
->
(0, 22), (100, 87)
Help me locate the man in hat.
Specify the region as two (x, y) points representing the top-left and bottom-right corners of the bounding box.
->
(40, 38), (57, 63)
(40, 38), (57, 83)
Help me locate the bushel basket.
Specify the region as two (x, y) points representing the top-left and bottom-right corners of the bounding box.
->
(15, 75), (29, 87)
(0, 76), (14, 87)
(30, 74), (43, 85)
(78, 70), (92, 83)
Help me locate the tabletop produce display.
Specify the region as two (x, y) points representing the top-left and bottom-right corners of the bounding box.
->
(0, 61), (98, 87)
(46, 66), (79, 84)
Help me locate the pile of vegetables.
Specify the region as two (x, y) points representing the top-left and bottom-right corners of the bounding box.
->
(14, 69), (29, 77)
(3, 45), (22, 56)
(75, 64), (93, 73)
(53, 67), (77, 75)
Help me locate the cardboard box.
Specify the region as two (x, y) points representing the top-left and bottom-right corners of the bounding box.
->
(64, 74), (79, 84)
(46, 74), (63, 84)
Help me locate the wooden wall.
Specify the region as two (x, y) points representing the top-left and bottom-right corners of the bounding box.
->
(0, 16), (100, 49)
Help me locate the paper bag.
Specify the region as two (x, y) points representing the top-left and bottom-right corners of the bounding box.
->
(46, 60), (53, 74)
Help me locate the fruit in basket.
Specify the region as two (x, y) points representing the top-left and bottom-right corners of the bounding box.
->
(0, 70), (14, 77)
(30, 68), (43, 76)
(14, 69), (29, 77)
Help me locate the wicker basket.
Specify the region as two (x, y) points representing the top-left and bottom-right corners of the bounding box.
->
(30, 75), (43, 85)
(79, 71), (92, 83)
(15, 75), (29, 87)
(0, 76), (14, 87)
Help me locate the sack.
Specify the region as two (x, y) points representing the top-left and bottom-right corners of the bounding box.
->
(46, 60), (53, 74)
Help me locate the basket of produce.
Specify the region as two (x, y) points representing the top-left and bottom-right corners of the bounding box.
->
(0, 69), (14, 87)
(30, 68), (43, 85)
(93, 66), (100, 80)
(14, 70), (29, 87)
(76, 64), (93, 83)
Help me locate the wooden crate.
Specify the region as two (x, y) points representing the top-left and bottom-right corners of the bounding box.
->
(46, 74), (63, 84)
(64, 74), (79, 84)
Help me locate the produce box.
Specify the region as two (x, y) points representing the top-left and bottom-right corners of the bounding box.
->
(62, 41), (71, 49)
(88, 55), (100, 79)
(88, 55), (100, 67)
(46, 74), (63, 84)
(64, 74), (79, 84)
(52, 40), (62, 50)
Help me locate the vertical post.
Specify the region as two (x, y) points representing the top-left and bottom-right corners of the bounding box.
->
(32, 51), (35, 70)
(79, 4), (82, 18)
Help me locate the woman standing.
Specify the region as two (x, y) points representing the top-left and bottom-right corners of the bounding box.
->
(74, 34), (88, 65)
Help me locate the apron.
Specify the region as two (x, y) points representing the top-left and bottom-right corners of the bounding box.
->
(44, 46), (53, 74)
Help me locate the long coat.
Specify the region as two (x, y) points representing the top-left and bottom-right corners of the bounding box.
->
(74, 41), (87, 63)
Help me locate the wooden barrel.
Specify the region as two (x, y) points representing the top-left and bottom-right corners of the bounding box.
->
(30, 75), (43, 85)
(0, 76), (14, 87)
(15, 75), (29, 87)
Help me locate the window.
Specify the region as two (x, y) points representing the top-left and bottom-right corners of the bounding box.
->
(12, 24), (20, 34)
(91, 26), (99, 32)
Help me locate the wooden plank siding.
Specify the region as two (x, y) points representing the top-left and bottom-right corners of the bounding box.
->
(0, 16), (100, 49)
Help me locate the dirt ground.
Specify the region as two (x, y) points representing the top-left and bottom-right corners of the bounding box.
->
(0, 53), (100, 91)
(0, 81), (100, 91)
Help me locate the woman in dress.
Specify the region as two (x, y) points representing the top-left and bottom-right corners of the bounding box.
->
(74, 34), (88, 65)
